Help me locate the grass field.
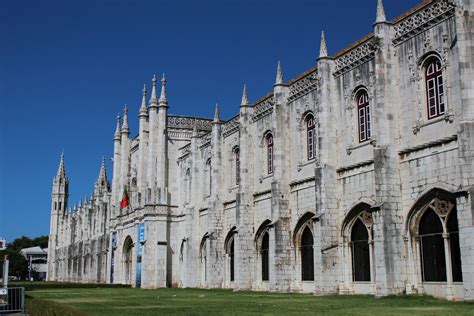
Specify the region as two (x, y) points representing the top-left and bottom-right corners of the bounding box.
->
(26, 286), (474, 315)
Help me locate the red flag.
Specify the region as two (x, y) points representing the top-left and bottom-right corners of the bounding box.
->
(120, 187), (129, 209)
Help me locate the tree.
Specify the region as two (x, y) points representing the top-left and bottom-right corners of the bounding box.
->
(0, 235), (48, 280)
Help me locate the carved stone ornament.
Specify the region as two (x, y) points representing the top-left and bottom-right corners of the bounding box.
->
(223, 115), (240, 137)
(430, 198), (454, 217)
(288, 70), (318, 102)
(393, 0), (455, 45)
(359, 211), (373, 227)
(252, 96), (275, 122)
(334, 38), (376, 77)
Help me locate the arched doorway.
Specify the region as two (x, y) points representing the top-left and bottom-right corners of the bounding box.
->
(123, 236), (133, 285)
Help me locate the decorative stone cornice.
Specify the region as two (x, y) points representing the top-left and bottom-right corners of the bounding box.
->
(393, 0), (455, 45)
(223, 115), (240, 137)
(334, 36), (376, 77)
(252, 95), (275, 122)
(168, 116), (213, 131)
(288, 69), (318, 102)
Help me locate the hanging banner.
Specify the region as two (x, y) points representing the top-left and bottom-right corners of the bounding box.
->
(110, 231), (117, 283)
(136, 223), (145, 288)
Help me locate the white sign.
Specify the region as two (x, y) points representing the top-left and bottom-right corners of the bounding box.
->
(0, 239), (5, 251)
(0, 288), (7, 295)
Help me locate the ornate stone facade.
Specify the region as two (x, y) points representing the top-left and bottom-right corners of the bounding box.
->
(47, 0), (474, 301)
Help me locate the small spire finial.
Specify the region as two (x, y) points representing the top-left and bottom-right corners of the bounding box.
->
(319, 31), (328, 58)
(241, 84), (249, 106)
(96, 156), (109, 190)
(159, 73), (168, 105)
(213, 103), (220, 123)
(150, 74), (158, 106)
(139, 84), (147, 116)
(375, 0), (386, 24)
(275, 60), (283, 85)
(56, 150), (67, 179)
(121, 105), (129, 134)
(114, 113), (121, 140)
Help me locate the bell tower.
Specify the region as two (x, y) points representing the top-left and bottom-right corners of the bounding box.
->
(47, 151), (69, 281)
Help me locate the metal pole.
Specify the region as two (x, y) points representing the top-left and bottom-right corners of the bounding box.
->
(3, 255), (9, 289)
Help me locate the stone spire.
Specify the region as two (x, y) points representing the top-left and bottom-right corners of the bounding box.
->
(319, 31), (328, 58)
(241, 84), (249, 106)
(96, 156), (110, 190)
(114, 113), (121, 140)
(275, 60), (283, 85)
(56, 151), (67, 179)
(375, 0), (386, 24)
(159, 74), (168, 106)
(213, 103), (220, 123)
(121, 105), (129, 134)
(149, 74), (158, 107)
(139, 84), (148, 117)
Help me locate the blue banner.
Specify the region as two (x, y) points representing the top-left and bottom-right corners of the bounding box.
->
(136, 224), (145, 287)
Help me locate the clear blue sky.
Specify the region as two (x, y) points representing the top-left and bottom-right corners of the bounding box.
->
(0, 0), (421, 242)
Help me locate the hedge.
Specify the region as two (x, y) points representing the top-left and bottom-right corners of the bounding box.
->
(10, 281), (130, 291)
(26, 297), (90, 316)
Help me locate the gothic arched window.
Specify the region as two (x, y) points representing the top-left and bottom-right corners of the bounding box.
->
(419, 209), (446, 282)
(301, 226), (314, 281)
(425, 58), (445, 119)
(266, 133), (274, 174)
(306, 114), (316, 160)
(356, 90), (371, 143)
(261, 232), (269, 281)
(351, 219), (371, 282)
(234, 147), (240, 185)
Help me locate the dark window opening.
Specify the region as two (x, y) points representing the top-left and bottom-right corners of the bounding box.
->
(261, 232), (269, 281)
(351, 219), (370, 282)
(301, 226), (314, 281)
(447, 210), (463, 282)
(229, 238), (235, 282)
(419, 209), (446, 282)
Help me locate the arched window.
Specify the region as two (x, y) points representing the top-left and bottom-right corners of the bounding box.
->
(351, 219), (371, 282)
(234, 147), (240, 185)
(261, 232), (269, 281)
(306, 114), (316, 160)
(301, 226), (314, 281)
(357, 90), (371, 143)
(419, 209), (446, 281)
(266, 133), (274, 174)
(425, 58), (445, 119)
(200, 237), (208, 284)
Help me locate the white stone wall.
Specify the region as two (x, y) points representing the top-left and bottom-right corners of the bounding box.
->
(48, 0), (474, 301)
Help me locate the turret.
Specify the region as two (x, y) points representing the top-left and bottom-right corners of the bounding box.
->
(147, 75), (158, 199)
(156, 74), (169, 204)
(112, 114), (121, 211)
(138, 84), (149, 200)
(94, 157), (110, 195)
(47, 151), (69, 281)
(120, 105), (131, 213)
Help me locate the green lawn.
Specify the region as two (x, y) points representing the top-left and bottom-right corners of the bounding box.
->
(27, 287), (474, 315)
